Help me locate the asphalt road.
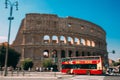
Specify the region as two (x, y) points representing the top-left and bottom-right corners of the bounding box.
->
(0, 72), (120, 80)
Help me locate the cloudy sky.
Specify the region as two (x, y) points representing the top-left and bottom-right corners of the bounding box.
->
(0, 0), (120, 60)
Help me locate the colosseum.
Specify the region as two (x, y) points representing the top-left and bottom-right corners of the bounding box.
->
(12, 13), (108, 70)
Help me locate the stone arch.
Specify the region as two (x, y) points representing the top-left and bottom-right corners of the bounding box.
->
(68, 50), (72, 57)
(81, 38), (85, 45)
(68, 37), (74, 45)
(92, 52), (96, 56)
(82, 51), (85, 56)
(52, 35), (58, 43)
(52, 50), (57, 58)
(43, 35), (50, 43)
(87, 52), (91, 56)
(67, 23), (72, 27)
(74, 38), (80, 45)
(75, 51), (79, 57)
(61, 50), (65, 58)
(43, 50), (49, 58)
(60, 36), (66, 44)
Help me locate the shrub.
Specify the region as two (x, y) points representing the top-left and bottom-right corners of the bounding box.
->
(21, 58), (33, 70)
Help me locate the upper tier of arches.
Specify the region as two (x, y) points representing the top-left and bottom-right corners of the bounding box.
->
(43, 35), (95, 47)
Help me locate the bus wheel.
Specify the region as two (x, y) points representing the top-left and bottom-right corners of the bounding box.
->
(86, 70), (90, 75)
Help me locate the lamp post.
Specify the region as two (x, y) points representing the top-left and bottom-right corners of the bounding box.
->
(108, 50), (115, 65)
(104, 50), (115, 71)
(52, 50), (57, 77)
(4, 0), (18, 76)
(108, 50), (115, 54)
(107, 50), (115, 66)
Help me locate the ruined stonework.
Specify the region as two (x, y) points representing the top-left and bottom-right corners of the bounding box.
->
(12, 13), (108, 70)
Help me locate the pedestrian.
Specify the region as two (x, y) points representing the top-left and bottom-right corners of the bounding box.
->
(106, 68), (110, 74)
(36, 67), (39, 71)
(39, 67), (42, 72)
(51, 67), (53, 72)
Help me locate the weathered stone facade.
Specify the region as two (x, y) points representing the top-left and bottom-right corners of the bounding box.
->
(12, 13), (108, 70)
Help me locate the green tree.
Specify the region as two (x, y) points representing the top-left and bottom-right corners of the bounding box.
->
(0, 45), (6, 67)
(21, 58), (33, 70)
(113, 62), (120, 66)
(0, 44), (20, 68)
(42, 58), (53, 68)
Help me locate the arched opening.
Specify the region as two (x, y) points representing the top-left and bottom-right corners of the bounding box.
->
(81, 38), (85, 45)
(87, 52), (91, 56)
(52, 35), (58, 43)
(92, 52), (95, 56)
(43, 35), (50, 43)
(68, 50), (72, 57)
(81, 25), (84, 29)
(76, 51), (79, 57)
(68, 37), (74, 45)
(43, 50), (49, 58)
(61, 50), (65, 58)
(68, 23), (72, 27)
(60, 36), (66, 44)
(82, 51), (85, 56)
(52, 50), (57, 58)
(75, 38), (80, 45)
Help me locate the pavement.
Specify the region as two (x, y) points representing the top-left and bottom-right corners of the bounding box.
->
(0, 71), (120, 80)
(0, 72), (74, 80)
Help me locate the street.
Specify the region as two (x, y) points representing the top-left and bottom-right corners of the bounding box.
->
(0, 72), (120, 80)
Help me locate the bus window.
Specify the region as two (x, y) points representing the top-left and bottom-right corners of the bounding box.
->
(62, 64), (72, 69)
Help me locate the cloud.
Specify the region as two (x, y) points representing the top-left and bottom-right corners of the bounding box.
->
(0, 36), (7, 43)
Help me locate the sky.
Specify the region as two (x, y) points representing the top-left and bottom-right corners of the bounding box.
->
(0, 0), (120, 60)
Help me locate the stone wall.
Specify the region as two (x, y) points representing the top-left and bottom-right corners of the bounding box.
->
(12, 13), (108, 70)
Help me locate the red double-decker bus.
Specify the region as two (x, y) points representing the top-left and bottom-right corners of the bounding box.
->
(61, 56), (103, 75)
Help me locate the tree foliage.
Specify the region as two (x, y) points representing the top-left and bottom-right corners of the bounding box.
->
(0, 44), (20, 68)
(113, 62), (120, 66)
(21, 58), (33, 70)
(42, 58), (53, 68)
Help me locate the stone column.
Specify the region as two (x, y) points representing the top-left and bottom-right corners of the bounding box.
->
(90, 40), (92, 47)
(85, 38), (87, 46)
(72, 49), (76, 57)
(22, 34), (25, 45)
(65, 36), (68, 45)
(57, 36), (60, 44)
(57, 49), (61, 59)
(50, 36), (52, 44)
(21, 47), (25, 60)
(31, 34), (34, 44)
(71, 36), (74, 45)
(66, 48), (69, 57)
(57, 49), (61, 71)
(31, 47), (34, 59)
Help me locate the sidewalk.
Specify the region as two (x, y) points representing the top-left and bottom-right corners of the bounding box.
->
(0, 72), (74, 80)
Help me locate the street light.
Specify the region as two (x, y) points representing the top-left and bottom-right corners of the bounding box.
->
(52, 50), (57, 77)
(109, 50), (115, 54)
(105, 50), (115, 68)
(4, 0), (18, 76)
